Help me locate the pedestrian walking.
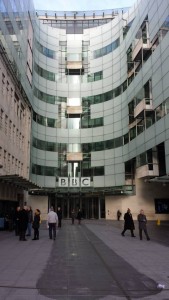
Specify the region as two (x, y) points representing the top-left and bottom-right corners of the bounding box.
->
(77, 209), (82, 225)
(57, 206), (62, 228)
(117, 209), (122, 221)
(71, 209), (75, 224)
(47, 207), (58, 240)
(137, 209), (150, 240)
(121, 208), (136, 237)
(32, 209), (41, 240)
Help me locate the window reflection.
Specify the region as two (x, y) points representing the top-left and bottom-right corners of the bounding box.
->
(67, 98), (81, 106)
(68, 75), (81, 84)
(67, 118), (80, 129)
(67, 144), (81, 152)
(68, 162), (80, 177)
(67, 53), (82, 61)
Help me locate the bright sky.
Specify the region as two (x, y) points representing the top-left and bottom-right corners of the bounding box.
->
(33, 0), (136, 11)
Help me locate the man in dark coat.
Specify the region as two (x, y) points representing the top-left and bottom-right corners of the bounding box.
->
(26, 206), (33, 236)
(117, 209), (122, 221)
(32, 209), (41, 240)
(18, 206), (28, 241)
(121, 208), (136, 237)
(77, 209), (82, 225)
(137, 209), (150, 240)
(57, 207), (62, 228)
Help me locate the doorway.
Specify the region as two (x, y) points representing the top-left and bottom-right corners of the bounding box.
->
(49, 193), (105, 219)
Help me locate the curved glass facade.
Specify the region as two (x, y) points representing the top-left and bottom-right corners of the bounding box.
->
(31, 1), (169, 196)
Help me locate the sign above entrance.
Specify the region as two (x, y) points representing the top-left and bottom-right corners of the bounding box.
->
(59, 177), (90, 187)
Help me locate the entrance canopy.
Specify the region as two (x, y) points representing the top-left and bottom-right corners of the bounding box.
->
(0, 175), (41, 190)
(149, 175), (169, 183)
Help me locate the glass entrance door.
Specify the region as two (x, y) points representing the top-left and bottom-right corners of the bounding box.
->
(49, 193), (105, 219)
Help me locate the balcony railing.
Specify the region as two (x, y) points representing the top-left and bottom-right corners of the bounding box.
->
(134, 98), (152, 118)
(66, 152), (83, 161)
(67, 61), (82, 69)
(132, 38), (151, 61)
(136, 164), (159, 178)
(67, 106), (82, 115)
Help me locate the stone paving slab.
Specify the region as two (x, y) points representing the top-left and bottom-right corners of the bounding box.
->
(0, 220), (168, 299)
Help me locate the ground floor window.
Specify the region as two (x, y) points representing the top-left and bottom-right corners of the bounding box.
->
(154, 199), (169, 214)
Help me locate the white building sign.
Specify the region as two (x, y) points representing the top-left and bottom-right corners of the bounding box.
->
(59, 177), (90, 187)
(58, 177), (68, 187)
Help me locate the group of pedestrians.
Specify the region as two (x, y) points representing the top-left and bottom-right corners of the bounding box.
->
(14, 206), (41, 241)
(13, 205), (83, 242)
(14, 206), (149, 242)
(70, 208), (82, 225)
(121, 208), (150, 241)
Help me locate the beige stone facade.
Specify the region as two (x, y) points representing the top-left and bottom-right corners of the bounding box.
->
(24, 193), (48, 221)
(0, 56), (31, 205)
(106, 179), (169, 221)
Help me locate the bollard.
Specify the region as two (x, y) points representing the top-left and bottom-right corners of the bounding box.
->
(157, 219), (160, 225)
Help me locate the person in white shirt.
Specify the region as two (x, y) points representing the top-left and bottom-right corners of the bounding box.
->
(47, 207), (58, 240)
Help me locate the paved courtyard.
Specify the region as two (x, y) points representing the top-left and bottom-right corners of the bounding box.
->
(0, 220), (169, 299)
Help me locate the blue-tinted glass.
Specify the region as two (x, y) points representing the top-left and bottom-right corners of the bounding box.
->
(106, 44), (112, 53)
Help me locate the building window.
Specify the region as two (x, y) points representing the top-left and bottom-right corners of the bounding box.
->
(16, 129), (19, 146)
(5, 115), (8, 135)
(2, 73), (5, 94)
(154, 199), (169, 214)
(0, 147), (2, 167)
(93, 38), (119, 59)
(34, 63), (55, 81)
(9, 120), (12, 138)
(35, 39), (56, 59)
(13, 125), (16, 143)
(0, 109), (4, 130)
(12, 156), (15, 173)
(4, 150), (7, 170)
(87, 71), (103, 82)
(7, 153), (10, 173)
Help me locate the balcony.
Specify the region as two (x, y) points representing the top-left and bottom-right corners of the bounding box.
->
(67, 106), (82, 115)
(127, 61), (140, 78)
(67, 61), (82, 69)
(134, 98), (153, 118)
(132, 38), (151, 61)
(66, 152), (83, 161)
(136, 164), (159, 179)
(129, 118), (141, 129)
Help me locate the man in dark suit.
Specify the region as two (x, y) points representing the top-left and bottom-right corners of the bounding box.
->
(57, 207), (62, 228)
(121, 208), (136, 237)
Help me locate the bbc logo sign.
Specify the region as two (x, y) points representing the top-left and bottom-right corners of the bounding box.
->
(59, 177), (90, 187)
